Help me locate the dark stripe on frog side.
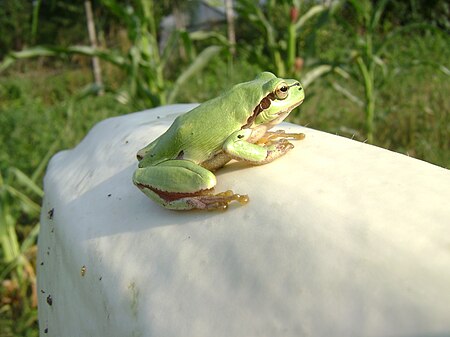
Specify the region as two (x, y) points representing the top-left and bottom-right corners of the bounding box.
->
(241, 93), (275, 129)
(136, 183), (212, 202)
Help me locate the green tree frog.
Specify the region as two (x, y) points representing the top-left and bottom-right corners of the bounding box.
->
(133, 72), (305, 210)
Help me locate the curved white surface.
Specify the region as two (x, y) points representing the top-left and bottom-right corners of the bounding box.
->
(37, 104), (450, 337)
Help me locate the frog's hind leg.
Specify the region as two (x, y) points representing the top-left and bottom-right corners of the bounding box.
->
(133, 159), (248, 210)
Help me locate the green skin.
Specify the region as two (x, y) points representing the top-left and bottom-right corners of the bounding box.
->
(133, 72), (305, 210)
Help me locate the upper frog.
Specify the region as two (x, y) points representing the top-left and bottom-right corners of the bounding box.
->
(133, 72), (305, 210)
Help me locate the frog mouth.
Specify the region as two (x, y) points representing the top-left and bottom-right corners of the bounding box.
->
(278, 99), (304, 115)
(243, 94), (304, 129)
(292, 99), (304, 108)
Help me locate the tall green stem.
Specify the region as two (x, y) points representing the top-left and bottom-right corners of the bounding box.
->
(139, 0), (165, 104)
(356, 56), (375, 143)
(287, 22), (296, 75)
(31, 0), (42, 44)
(274, 50), (285, 77)
(365, 85), (375, 143)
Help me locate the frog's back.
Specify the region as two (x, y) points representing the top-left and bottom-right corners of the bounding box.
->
(139, 81), (265, 165)
(147, 102), (240, 164)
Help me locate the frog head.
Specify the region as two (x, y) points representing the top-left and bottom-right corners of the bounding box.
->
(249, 72), (305, 127)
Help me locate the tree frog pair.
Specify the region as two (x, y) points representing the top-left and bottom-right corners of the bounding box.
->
(133, 72), (305, 210)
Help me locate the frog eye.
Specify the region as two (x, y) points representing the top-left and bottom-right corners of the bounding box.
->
(274, 83), (289, 100)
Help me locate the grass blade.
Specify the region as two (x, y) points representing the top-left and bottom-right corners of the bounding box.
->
(301, 64), (332, 87)
(10, 168), (44, 198)
(5, 186), (41, 215)
(332, 82), (364, 107)
(295, 5), (327, 31)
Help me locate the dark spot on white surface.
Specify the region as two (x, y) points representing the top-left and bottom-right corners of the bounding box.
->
(46, 295), (52, 306)
(48, 208), (54, 219)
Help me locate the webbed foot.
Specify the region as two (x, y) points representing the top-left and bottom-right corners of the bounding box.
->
(256, 129), (305, 146)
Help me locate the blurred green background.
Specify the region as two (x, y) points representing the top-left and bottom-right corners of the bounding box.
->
(0, 0), (448, 335)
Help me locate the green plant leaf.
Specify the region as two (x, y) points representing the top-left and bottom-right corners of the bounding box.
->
(10, 168), (43, 198)
(67, 46), (127, 66)
(301, 64), (333, 87)
(332, 82), (364, 107)
(371, 0), (389, 32)
(20, 223), (40, 253)
(5, 186), (41, 215)
(294, 5), (327, 31)
(0, 55), (15, 73)
(31, 138), (61, 183)
(10, 46), (60, 58)
(189, 31), (229, 46)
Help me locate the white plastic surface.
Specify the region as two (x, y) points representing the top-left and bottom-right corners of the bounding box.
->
(38, 104), (450, 336)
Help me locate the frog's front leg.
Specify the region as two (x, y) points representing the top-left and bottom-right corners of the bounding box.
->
(256, 129), (305, 146)
(133, 159), (248, 210)
(223, 129), (302, 165)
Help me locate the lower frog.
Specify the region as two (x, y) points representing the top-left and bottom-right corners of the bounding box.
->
(133, 72), (305, 210)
